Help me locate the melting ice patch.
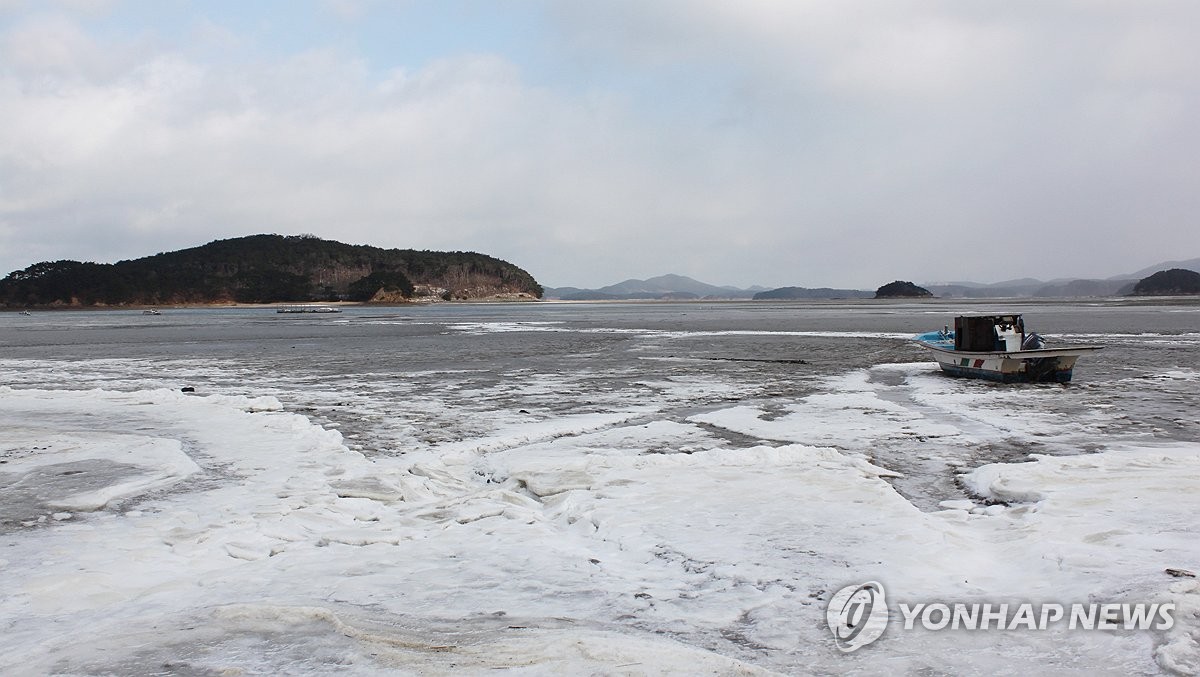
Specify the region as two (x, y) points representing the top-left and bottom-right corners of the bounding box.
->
(0, 430), (198, 514)
(689, 367), (963, 448)
(446, 321), (569, 334)
(443, 323), (915, 341)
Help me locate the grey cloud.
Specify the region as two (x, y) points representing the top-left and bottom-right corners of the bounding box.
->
(2, 4), (1199, 289)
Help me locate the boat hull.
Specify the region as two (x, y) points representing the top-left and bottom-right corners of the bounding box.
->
(916, 343), (1102, 383)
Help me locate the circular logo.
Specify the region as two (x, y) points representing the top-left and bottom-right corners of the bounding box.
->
(826, 581), (888, 652)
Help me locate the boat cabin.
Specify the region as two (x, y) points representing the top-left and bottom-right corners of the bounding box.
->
(954, 314), (1025, 352)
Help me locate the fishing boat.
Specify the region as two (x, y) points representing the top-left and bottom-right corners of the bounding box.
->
(913, 314), (1102, 383)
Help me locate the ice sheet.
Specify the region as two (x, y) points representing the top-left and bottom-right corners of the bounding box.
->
(1, 352), (1198, 674)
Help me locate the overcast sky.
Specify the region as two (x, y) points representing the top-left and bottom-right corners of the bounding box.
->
(2, 1), (1198, 289)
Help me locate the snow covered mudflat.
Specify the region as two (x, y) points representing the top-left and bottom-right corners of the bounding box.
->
(1, 303), (1198, 674)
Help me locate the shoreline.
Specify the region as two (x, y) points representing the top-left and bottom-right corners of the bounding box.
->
(0, 294), (546, 311)
(5, 294), (1200, 312)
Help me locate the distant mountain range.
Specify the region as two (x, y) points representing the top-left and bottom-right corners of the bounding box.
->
(919, 257), (1200, 298)
(1121, 257), (1200, 280)
(752, 286), (873, 300)
(920, 278), (1137, 299)
(543, 275), (870, 300)
(547, 257), (1200, 301)
(545, 274), (767, 300)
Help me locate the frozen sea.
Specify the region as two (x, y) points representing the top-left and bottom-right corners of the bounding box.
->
(1, 299), (1199, 675)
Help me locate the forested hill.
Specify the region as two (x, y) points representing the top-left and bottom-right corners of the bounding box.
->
(0, 234), (543, 306)
(1131, 268), (1200, 296)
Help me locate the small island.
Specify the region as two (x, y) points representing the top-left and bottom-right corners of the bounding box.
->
(0, 234), (543, 307)
(874, 280), (933, 299)
(1131, 268), (1200, 296)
